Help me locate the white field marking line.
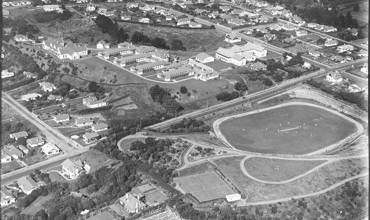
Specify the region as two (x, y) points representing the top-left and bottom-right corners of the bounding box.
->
(239, 154), (367, 185)
(238, 172), (368, 207)
(212, 101), (364, 156)
(95, 56), (194, 84)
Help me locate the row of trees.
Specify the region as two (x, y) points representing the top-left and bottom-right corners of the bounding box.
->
(95, 15), (186, 50)
(33, 9), (73, 23)
(165, 118), (210, 133)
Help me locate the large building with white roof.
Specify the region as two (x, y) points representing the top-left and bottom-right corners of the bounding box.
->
(215, 43), (267, 66)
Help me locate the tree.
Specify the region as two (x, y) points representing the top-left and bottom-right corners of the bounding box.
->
(151, 37), (169, 49)
(171, 39), (186, 51)
(353, 4), (359, 12)
(234, 81), (248, 93)
(180, 86), (188, 94)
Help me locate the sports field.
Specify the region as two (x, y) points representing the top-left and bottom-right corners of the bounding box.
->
(218, 104), (358, 154)
(173, 171), (236, 202)
(244, 157), (327, 182)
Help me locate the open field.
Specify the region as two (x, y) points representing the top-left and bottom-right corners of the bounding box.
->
(244, 157), (327, 182)
(218, 104), (358, 154)
(118, 22), (229, 52)
(214, 156), (368, 202)
(173, 171), (236, 202)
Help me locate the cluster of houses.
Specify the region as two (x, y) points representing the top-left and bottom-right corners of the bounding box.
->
(42, 38), (88, 60)
(1, 131), (61, 165)
(1, 158), (90, 207)
(325, 71), (364, 93)
(2, 0), (31, 7)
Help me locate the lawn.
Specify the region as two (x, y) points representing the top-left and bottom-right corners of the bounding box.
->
(173, 171), (236, 202)
(244, 157), (327, 182)
(213, 156), (367, 203)
(1, 160), (23, 174)
(21, 194), (53, 215)
(218, 103), (358, 154)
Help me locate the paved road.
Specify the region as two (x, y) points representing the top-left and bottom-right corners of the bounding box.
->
(145, 58), (367, 131)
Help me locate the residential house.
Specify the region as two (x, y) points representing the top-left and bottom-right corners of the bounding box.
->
(91, 122), (108, 132)
(26, 137), (45, 148)
(14, 34), (31, 43)
(96, 40), (110, 49)
(86, 4), (96, 12)
(225, 32), (241, 43)
(281, 23), (298, 31)
(17, 176), (39, 195)
(21, 93), (41, 101)
(302, 62), (312, 69)
(75, 117), (94, 127)
(53, 114), (70, 123)
(219, 5), (231, 12)
(126, 2), (139, 8)
(215, 43), (267, 66)
(139, 17), (150, 23)
(82, 96), (107, 108)
(61, 159), (86, 179)
(118, 53), (152, 66)
(330, 55), (346, 63)
(1, 190), (16, 207)
(41, 143), (60, 156)
(195, 52), (214, 63)
(2, 69), (14, 79)
(337, 44), (355, 53)
(39, 82), (56, 92)
(176, 15), (190, 26)
(189, 22), (202, 28)
(326, 71), (343, 84)
(324, 38), (338, 47)
(23, 71), (37, 79)
(322, 25), (337, 33)
(308, 50), (321, 58)
(119, 193), (146, 214)
(227, 18), (245, 26)
(1, 151), (12, 163)
(42, 4), (63, 12)
(139, 4), (155, 11)
(42, 38), (88, 60)
(17, 145), (29, 155)
(361, 63), (368, 74)
(47, 94), (63, 101)
(82, 132), (100, 144)
(295, 30), (308, 37)
(10, 131), (28, 140)
(121, 15), (131, 21)
(245, 61), (267, 71)
(347, 84), (363, 93)
(263, 33), (276, 41)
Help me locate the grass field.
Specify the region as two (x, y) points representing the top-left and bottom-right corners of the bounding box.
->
(173, 171), (236, 202)
(219, 104), (358, 154)
(118, 22), (229, 52)
(214, 156), (367, 202)
(244, 157), (327, 182)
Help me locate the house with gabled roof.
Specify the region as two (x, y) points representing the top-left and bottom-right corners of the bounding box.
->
(10, 131), (28, 140)
(17, 176), (39, 195)
(61, 159), (86, 179)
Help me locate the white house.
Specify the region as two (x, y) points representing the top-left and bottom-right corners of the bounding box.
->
(41, 143), (61, 156)
(189, 59), (219, 81)
(26, 137), (45, 148)
(1, 191), (16, 207)
(295, 30), (308, 37)
(361, 63), (368, 74)
(324, 38), (338, 47)
(189, 22), (202, 28)
(1, 151), (12, 164)
(139, 17), (150, 23)
(61, 159), (86, 179)
(215, 43), (267, 66)
(14, 34), (31, 43)
(75, 117), (94, 127)
(2, 69), (14, 79)
(96, 40), (110, 49)
(82, 96), (107, 108)
(347, 84), (363, 93)
(3, 145), (24, 160)
(10, 131), (28, 140)
(225, 32), (241, 44)
(91, 122), (108, 132)
(86, 4), (96, 12)
(17, 176), (39, 195)
(82, 132), (100, 144)
(195, 52), (214, 63)
(226, 193), (241, 202)
(53, 114), (70, 123)
(337, 44), (355, 53)
(326, 71), (343, 84)
(42, 5), (63, 13)
(119, 193), (146, 214)
(176, 15), (190, 26)
(39, 82), (56, 92)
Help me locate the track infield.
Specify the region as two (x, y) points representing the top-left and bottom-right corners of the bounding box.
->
(244, 157), (327, 182)
(173, 171), (236, 202)
(217, 103), (359, 154)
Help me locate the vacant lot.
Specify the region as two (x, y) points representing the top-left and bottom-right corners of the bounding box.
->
(244, 157), (327, 182)
(218, 104), (358, 154)
(214, 156), (367, 202)
(173, 171), (235, 202)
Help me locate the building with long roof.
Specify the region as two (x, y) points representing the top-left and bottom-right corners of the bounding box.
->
(216, 43), (267, 66)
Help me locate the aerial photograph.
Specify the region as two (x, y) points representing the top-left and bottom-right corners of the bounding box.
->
(1, 0), (368, 219)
